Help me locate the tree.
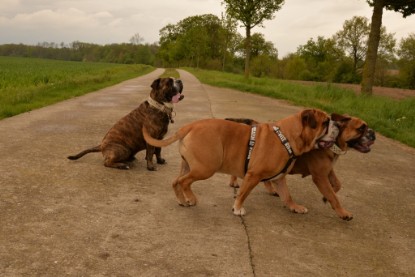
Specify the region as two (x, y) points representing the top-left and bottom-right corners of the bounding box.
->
(222, 0), (284, 78)
(158, 15), (224, 67)
(335, 16), (370, 73)
(249, 33), (278, 77)
(297, 36), (344, 81)
(130, 33), (144, 45)
(361, 0), (415, 94)
(282, 54), (307, 80)
(397, 33), (415, 88)
(219, 13), (242, 71)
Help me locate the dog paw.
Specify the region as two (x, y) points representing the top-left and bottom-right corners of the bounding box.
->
(341, 215), (353, 221)
(337, 209), (353, 221)
(229, 182), (239, 188)
(118, 165), (130, 170)
(289, 204), (308, 214)
(232, 206), (246, 216)
(147, 166), (157, 171)
(186, 199), (197, 206)
(157, 158), (166, 164)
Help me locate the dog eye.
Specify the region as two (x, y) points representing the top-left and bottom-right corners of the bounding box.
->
(357, 124), (367, 133)
(323, 119), (330, 127)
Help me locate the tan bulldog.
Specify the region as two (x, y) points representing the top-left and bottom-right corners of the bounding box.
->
(228, 114), (375, 220)
(143, 109), (334, 216)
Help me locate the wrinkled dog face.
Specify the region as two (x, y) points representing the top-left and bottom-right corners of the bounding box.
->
(316, 120), (339, 148)
(346, 124), (375, 153)
(329, 113), (375, 153)
(300, 109), (333, 150)
(150, 77), (184, 104)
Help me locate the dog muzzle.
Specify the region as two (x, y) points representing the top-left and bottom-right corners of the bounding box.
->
(172, 79), (184, 103)
(315, 120), (339, 149)
(172, 93), (182, 103)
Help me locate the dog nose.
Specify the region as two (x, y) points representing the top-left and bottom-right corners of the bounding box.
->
(367, 128), (376, 140)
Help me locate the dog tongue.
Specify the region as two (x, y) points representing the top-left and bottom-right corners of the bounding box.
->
(172, 93), (181, 103)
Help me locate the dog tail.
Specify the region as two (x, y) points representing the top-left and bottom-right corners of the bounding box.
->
(225, 118), (259, 126)
(67, 146), (101, 160)
(143, 125), (188, 147)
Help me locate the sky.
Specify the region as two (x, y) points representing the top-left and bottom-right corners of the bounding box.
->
(1, 0), (414, 57)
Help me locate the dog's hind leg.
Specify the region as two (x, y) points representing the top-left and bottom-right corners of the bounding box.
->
(102, 145), (131, 170)
(176, 174), (199, 206)
(172, 159), (190, 206)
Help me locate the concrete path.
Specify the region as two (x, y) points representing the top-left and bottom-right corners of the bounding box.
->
(0, 69), (414, 276)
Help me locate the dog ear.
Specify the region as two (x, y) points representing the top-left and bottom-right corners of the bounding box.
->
(301, 109), (317, 129)
(151, 78), (161, 90)
(331, 113), (351, 123)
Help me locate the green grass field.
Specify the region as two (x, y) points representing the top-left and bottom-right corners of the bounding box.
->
(1, 57), (413, 148)
(184, 68), (415, 148)
(0, 56), (154, 119)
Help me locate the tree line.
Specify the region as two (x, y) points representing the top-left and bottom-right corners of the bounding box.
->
(1, 6), (414, 89)
(0, 41), (159, 65)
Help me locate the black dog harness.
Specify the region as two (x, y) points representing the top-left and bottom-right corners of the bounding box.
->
(245, 126), (297, 181)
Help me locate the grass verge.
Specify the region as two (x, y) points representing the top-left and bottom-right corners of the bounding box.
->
(184, 68), (415, 148)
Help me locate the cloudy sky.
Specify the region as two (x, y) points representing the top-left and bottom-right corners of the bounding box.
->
(1, 0), (414, 57)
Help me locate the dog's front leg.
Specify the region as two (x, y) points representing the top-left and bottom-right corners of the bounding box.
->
(263, 181), (279, 196)
(322, 169), (342, 203)
(155, 147), (166, 164)
(328, 170), (341, 193)
(233, 172), (261, 216)
(145, 145), (157, 171)
(272, 177), (308, 214)
(312, 175), (353, 220)
(229, 176), (239, 188)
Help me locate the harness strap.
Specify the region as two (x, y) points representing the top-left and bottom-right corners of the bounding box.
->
(272, 126), (296, 158)
(244, 125), (297, 181)
(261, 127), (297, 181)
(244, 126), (257, 173)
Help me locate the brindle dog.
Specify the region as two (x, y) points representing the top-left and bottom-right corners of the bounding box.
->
(67, 77), (183, 170)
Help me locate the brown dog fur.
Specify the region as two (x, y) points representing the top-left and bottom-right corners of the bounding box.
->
(67, 77), (183, 170)
(143, 109), (332, 216)
(228, 114), (375, 220)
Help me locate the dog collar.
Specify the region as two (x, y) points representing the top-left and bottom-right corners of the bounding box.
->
(330, 144), (347, 155)
(146, 97), (175, 123)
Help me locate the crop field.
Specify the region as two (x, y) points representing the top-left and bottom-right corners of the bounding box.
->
(0, 56), (154, 119)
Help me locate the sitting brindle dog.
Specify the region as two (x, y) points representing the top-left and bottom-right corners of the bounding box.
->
(67, 77), (183, 170)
